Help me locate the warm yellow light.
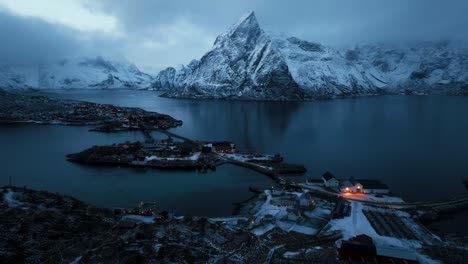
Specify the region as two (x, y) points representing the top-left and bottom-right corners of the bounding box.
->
(357, 186), (361, 189)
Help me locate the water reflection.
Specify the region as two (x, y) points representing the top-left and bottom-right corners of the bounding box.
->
(8, 90), (468, 207)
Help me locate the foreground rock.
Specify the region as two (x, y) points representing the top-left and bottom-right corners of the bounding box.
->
(0, 89), (182, 129)
(153, 12), (468, 100)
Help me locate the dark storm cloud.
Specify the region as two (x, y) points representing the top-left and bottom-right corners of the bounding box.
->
(0, 9), (80, 66)
(1, 0), (467, 70)
(97, 0), (468, 70)
(99, 0), (468, 44)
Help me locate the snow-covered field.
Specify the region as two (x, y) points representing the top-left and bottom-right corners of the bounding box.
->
(327, 201), (439, 263)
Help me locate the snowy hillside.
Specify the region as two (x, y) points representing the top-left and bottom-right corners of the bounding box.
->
(0, 56), (153, 90)
(153, 12), (468, 100)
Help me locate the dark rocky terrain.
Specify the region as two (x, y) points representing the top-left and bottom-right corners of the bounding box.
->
(0, 186), (341, 263)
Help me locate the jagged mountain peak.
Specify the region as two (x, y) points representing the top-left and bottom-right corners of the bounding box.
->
(214, 11), (263, 49)
(153, 11), (303, 100)
(229, 11), (258, 32)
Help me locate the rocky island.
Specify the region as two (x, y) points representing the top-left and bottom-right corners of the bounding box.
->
(66, 136), (306, 179)
(0, 88), (182, 130)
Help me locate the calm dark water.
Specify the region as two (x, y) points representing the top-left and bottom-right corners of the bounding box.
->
(1, 90), (468, 219)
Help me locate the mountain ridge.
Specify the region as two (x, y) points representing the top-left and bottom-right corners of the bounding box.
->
(153, 12), (468, 100)
(0, 56), (153, 90)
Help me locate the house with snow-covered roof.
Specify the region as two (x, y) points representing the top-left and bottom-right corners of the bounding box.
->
(340, 177), (389, 194)
(321, 171), (340, 188)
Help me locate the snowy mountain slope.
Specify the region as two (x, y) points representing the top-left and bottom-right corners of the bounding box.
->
(352, 41), (468, 94)
(153, 12), (468, 100)
(154, 12), (304, 100)
(0, 56), (153, 90)
(272, 36), (379, 98)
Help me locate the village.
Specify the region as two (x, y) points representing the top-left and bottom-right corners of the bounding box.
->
(115, 170), (468, 263)
(3, 171), (467, 263)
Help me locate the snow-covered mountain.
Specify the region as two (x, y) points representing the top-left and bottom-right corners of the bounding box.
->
(153, 12), (304, 100)
(0, 56), (153, 90)
(153, 11), (468, 100)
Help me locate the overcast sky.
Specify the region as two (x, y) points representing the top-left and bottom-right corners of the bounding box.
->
(1, 0), (467, 73)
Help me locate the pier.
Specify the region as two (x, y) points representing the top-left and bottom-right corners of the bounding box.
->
(224, 159), (306, 182)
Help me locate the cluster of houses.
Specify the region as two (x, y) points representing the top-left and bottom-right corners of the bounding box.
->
(321, 172), (389, 194)
(136, 137), (198, 161)
(269, 186), (317, 221)
(202, 141), (236, 154)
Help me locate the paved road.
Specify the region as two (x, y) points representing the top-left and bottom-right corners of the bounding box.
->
(299, 183), (468, 210)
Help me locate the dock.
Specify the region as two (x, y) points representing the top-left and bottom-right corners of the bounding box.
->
(225, 159), (279, 180)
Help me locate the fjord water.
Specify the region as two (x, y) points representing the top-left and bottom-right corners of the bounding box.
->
(1, 90), (468, 218)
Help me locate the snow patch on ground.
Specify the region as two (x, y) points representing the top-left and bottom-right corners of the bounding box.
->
(289, 224), (317, 235)
(283, 251), (301, 258)
(69, 256), (82, 264)
(145, 151), (201, 162)
(122, 215), (155, 223)
(221, 153), (276, 162)
(415, 253), (442, 264)
(3, 189), (24, 207)
(251, 224), (275, 236)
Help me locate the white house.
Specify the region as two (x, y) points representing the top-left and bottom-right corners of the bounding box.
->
(340, 180), (354, 193)
(340, 180), (363, 193)
(322, 172), (340, 188)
